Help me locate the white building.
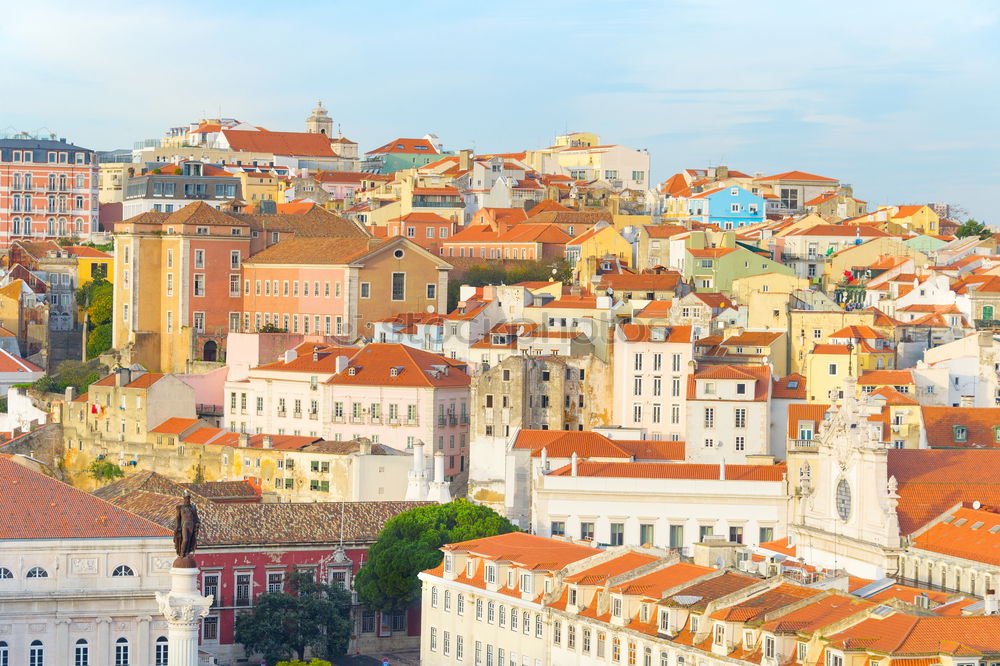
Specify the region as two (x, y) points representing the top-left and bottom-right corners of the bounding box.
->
(532, 458), (787, 553)
(684, 364), (774, 463)
(0, 454), (174, 666)
(613, 324), (693, 441)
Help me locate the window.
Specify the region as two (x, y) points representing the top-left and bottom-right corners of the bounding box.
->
(457, 593), (465, 615)
(580, 521), (595, 540)
(74, 639), (89, 666)
(828, 363), (838, 376)
(523, 611), (530, 634)
(29, 641), (43, 666)
(391, 272), (405, 300)
(704, 407), (715, 428)
(0, 567), (11, 579)
(112, 564), (135, 577)
(426, 283), (437, 299)
(429, 627), (437, 652)
(535, 614), (543, 638)
(488, 601), (496, 623)
(735, 436), (745, 451)
(553, 620), (562, 645)
(551, 520), (565, 536)
(476, 598), (483, 620)
(154, 637), (168, 666)
(456, 635), (464, 660)
(114, 638), (129, 666)
(267, 571), (284, 593)
(203, 573), (219, 602)
(583, 629), (592, 653)
(735, 408), (747, 428)
(729, 526), (744, 543)
(362, 610), (376, 633)
(954, 425), (968, 442)
(361, 282), (371, 298)
(610, 522), (625, 546)
(235, 572), (252, 606)
(640, 523), (654, 545)
(760, 526), (775, 543)
(26, 567), (48, 578)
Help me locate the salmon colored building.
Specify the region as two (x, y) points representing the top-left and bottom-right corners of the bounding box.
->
(241, 235), (452, 340)
(385, 212), (458, 255)
(441, 222), (571, 260)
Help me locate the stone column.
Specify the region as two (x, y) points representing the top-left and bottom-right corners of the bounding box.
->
(53, 618), (70, 666)
(96, 616), (111, 665)
(137, 615), (152, 666)
(156, 564), (213, 666)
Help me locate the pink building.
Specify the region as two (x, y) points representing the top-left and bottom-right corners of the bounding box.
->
(225, 342), (471, 478)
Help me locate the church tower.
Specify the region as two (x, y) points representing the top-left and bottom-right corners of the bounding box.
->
(306, 101), (334, 135)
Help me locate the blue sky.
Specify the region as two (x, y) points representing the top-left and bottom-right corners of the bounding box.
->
(2, 0), (997, 220)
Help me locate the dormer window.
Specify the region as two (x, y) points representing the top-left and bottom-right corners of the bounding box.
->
(690, 615), (699, 632)
(444, 554), (454, 574)
(736, 382), (747, 395)
(658, 609), (670, 632)
(507, 570), (515, 588)
(953, 425), (968, 442)
(612, 597), (622, 617)
(640, 604), (649, 622)
(520, 572), (532, 594)
(568, 587), (577, 606)
(764, 635), (776, 659)
(466, 560), (474, 577)
(390, 367), (400, 377)
(348, 367), (358, 376)
(485, 564), (496, 584)
(714, 623), (725, 645)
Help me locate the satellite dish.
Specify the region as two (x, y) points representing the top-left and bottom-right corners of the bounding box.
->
(426, 305), (435, 313)
(974, 500), (982, 510)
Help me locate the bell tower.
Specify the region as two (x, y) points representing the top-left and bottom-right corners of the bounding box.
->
(306, 101), (334, 135)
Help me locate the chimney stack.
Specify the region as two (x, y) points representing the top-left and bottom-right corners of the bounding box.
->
(263, 435), (273, 449)
(238, 433), (249, 448)
(987, 589), (999, 615)
(65, 386), (76, 402)
(571, 451), (578, 477)
(540, 447), (548, 472)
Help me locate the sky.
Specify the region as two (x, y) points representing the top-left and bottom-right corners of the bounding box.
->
(1, 0), (998, 220)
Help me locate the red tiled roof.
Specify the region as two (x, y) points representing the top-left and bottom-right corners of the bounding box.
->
(889, 449), (1000, 533)
(811, 343), (851, 355)
(617, 324), (692, 343)
(0, 454), (171, 540)
(610, 561), (713, 597)
(600, 272), (682, 292)
(441, 532), (600, 570)
(0, 348), (42, 373)
(91, 372), (166, 390)
(367, 138), (440, 155)
(222, 129), (338, 157)
(565, 551), (659, 585)
(326, 343), (470, 388)
(754, 170), (838, 183)
(772, 373), (806, 399)
(513, 430), (684, 461)
(788, 403), (831, 438)
(643, 224), (689, 239)
(911, 505), (1000, 566)
(921, 406), (1000, 448)
(827, 614), (1000, 654)
(150, 417), (200, 435)
(859, 369), (914, 385)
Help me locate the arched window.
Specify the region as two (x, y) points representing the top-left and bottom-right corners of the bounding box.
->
(112, 565), (135, 577)
(24, 173), (31, 189)
(430, 586), (438, 607)
(26, 567), (48, 578)
(114, 637), (129, 666)
(29, 640), (43, 666)
(74, 217), (84, 234)
(12, 173), (20, 190)
(48, 173), (56, 190)
(47, 195), (56, 213)
(58, 218), (67, 236)
(58, 174), (66, 191)
(74, 639), (89, 666)
(23, 217), (32, 234)
(154, 637), (168, 666)
(0, 640), (8, 666)
(47, 218), (56, 236)
(11, 218), (20, 236)
(0, 567), (12, 579)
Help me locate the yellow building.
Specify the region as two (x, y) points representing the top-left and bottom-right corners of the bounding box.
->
(66, 246), (114, 286)
(731, 272), (809, 330)
(237, 170), (283, 205)
(826, 238), (930, 287)
(788, 309), (892, 374)
(850, 205), (940, 234)
(566, 222), (631, 270)
(804, 343), (854, 402)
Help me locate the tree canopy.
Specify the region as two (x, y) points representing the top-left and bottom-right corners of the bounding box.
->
(76, 279), (114, 358)
(355, 500), (517, 613)
(955, 218), (992, 240)
(234, 570), (352, 664)
(447, 258), (572, 310)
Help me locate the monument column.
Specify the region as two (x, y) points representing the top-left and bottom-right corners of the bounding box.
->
(156, 565), (212, 666)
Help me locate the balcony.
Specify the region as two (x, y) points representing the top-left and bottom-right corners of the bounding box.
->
(388, 417), (400, 425)
(369, 416), (382, 424)
(975, 319), (1000, 331)
(309, 412), (318, 420)
(351, 416), (364, 424)
(333, 415), (345, 423)
(234, 595), (251, 608)
(292, 411), (302, 419)
(405, 418), (418, 426)
(277, 410), (286, 418)
(437, 416), (446, 426)
(790, 439), (817, 451)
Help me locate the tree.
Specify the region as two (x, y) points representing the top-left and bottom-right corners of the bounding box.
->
(277, 660), (332, 666)
(447, 258), (572, 311)
(355, 500), (517, 613)
(956, 218), (992, 240)
(76, 279), (114, 358)
(234, 570), (352, 663)
(88, 459), (124, 483)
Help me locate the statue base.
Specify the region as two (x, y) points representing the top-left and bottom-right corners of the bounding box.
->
(173, 555), (197, 569)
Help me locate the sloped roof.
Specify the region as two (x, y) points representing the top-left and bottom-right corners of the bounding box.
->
(244, 237), (386, 265)
(754, 170), (838, 183)
(223, 129), (337, 157)
(0, 456), (171, 540)
(547, 461), (787, 481)
(921, 406), (1000, 448)
(326, 343), (470, 388)
(441, 532), (600, 570)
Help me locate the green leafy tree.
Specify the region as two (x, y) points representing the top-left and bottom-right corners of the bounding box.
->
(447, 258), (572, 311)
(956, 218), (992, 240)
(234, 570), (352, 663)
(87, 323), (112, 359)
(76, 279), (114, 357)
(276, 660), (332, 666)
(30, 360), (101, 395)
(355, 500), (517, 613)
(88, 459), (125, 482)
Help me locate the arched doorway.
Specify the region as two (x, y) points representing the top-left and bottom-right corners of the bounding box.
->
(203, 340), (218, 362)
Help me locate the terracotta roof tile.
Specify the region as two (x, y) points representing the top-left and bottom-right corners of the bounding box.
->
(1, 457), (171, 540)
(442, 532), (600, 570)
(223, 129), (337, 157)
(547, 461), (787, 481)
(921, 406), (1000, 448)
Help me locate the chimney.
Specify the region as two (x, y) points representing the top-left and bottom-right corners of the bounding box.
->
(987, 589), (999, 615)
(335, 355), (349, 374)
(720, 458), (726, 480)
(540, 447), (548, 472)
(263, 435), (273, 449)
(359, 438), (373, 455)
(115, 368), (131, 387)
(64, 386), (76, 402)
(238, 433), (249, 448)
(459, 148), (472, 171)
(283, 349), (297, 364)
(571, 451), (578, 477)
(412, 439), (425, 473)
(433, 450), (446, 484)
(312, 350), (319, 362)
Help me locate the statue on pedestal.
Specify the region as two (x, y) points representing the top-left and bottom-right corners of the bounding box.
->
(172, 493), (200, 568)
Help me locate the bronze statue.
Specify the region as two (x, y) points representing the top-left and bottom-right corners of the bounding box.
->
(173, 493), (200, 561)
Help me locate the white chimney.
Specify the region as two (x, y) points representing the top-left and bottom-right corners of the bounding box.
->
(412, 439), (425, 474)
(540, 447), (548, 472)
(720, 458), (726, 480)
(263, 435), (273, 449)
(283, 349), (297, 364)
(571, 451), (578, 477)
(987, 589), (999, 615)
(335, 355), (349, 374)
(433, 450), (446, 484)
